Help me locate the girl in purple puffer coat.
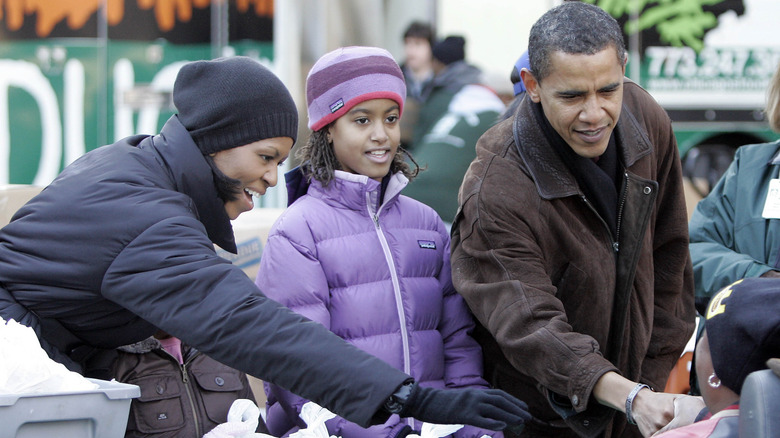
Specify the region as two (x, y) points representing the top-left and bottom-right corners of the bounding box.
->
(254, 46), (500, 438)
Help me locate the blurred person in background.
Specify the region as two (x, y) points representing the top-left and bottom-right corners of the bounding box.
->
(404, 35), (505, 225)
(401, 21), (436, 102)
(497, 50), (530, 123)
(399, 21), (436, 147)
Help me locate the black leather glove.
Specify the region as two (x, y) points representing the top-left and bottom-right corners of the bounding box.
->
(398, 382), (532, 431)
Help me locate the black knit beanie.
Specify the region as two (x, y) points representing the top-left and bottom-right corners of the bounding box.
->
(174, 56), (298, 155)
(432, 36), (466, 65)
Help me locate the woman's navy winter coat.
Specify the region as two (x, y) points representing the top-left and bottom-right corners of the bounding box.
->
(0, 116), (408, 427)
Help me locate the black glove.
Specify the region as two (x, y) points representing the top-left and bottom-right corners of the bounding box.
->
(398, 383), (532, 431)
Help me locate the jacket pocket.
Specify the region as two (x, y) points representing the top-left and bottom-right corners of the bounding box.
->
(192, 370), (246, 425)
(127, 375), (186, 434)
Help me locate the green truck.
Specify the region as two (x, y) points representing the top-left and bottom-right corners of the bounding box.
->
(0, 0), (273, 186)
(587, 0), (780, 195)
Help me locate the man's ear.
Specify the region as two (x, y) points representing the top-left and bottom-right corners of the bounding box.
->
(622, 53), (629, 75)
(521, 69), (541, 103)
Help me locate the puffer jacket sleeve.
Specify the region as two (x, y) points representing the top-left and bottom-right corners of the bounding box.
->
(101, 215), (409, 429)
(689, 144), (780, 298)
(255, 216), (409, 438)
(255, 216), (333, 436)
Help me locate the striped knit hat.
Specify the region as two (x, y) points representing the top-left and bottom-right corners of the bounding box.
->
(306, 46), (406, 131)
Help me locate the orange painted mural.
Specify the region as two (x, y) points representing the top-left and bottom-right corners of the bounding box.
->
(0, 0), (274, 37)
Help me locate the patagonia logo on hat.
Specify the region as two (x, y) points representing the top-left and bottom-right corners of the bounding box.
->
(329, 99), (344, 113)
(418, 240), (436, 249)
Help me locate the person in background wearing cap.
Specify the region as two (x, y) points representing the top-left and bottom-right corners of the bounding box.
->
(0, 56), (531, 434)
(497, 50), (530, 123)
(654, 277), (780, 437)
(403, 35), (505, 226)
(450, 3), (698, 437)
(255, 46), (515, 438)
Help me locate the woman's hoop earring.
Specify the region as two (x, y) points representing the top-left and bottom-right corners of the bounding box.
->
(708, 372), (721, 388)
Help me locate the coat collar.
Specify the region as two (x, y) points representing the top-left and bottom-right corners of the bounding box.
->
(151, 115), (237, 253)
(307, 170), (408, 216)
(513, 89), (653, 200)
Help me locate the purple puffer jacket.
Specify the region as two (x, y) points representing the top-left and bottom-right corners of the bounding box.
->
(255, 170), (500, 438)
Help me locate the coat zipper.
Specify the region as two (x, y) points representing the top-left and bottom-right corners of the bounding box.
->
(579, 171), (629, 254)
(179, 354), (201, 438)
(614, 172), (629, 252)
(580, 196), (618, 254)
(367, 193), (413, 427)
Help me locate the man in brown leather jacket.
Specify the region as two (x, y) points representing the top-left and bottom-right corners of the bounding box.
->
(450, 3), (697, 437)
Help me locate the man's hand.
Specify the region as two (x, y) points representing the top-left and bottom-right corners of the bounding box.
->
(630, 390), (677, 437)
(651, 395), (706, 436)
(593, 372), (703, 437)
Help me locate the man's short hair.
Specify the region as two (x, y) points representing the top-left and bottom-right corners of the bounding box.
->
(403, 21), (435, 46)
(528, 2), (626, 83)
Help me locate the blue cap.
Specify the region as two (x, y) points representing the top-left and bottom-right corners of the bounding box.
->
(511, 51), (530, 96)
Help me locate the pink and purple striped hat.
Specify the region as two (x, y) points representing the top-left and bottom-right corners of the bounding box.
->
(306, 46), (406, 131)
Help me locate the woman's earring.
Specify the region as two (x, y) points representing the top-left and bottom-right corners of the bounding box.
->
(708, 372), (721, 388)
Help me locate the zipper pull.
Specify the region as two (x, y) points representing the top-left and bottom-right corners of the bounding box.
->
(613, 241), (619, 252)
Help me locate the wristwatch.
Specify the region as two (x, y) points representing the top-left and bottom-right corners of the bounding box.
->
(384, 380), (415, 414)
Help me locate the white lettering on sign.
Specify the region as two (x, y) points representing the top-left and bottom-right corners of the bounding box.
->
(0, 56), (185, 186)
(0, 59), (63, 185)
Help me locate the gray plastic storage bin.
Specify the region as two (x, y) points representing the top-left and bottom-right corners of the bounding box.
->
(0, 378), (140, 438)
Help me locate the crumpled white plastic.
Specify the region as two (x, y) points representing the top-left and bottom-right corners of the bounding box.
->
(406, 423), (464, 437)
(0, 317), (99, 394)
(203, 399), (487, 438)
(289, 402), (339, 438)
(203, 399), (273, 438)
(290, 402), (479, 438)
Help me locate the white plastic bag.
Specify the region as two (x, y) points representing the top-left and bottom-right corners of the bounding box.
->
(288, 402), (339, 438)
(0, 317), (98, 394)
(407, 423), (464, 437)
(288, 402), (473, 438)
(203, 399), (274, 438)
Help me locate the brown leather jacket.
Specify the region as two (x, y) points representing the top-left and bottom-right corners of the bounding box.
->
(451, 80), (695, 438)
(113, 338), (265, 438)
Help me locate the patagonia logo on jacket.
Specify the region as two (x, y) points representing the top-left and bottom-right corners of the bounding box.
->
(418, 240), (436, 249)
